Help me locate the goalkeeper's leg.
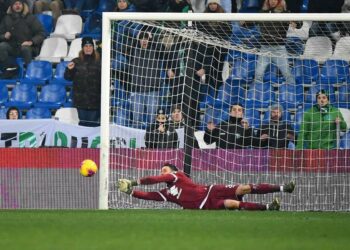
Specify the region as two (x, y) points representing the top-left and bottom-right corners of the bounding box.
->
(235, 180), (295, 196)
(224, 198), (280, 211)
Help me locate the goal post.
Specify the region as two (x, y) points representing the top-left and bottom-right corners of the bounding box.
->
(100, 12), (350, 210)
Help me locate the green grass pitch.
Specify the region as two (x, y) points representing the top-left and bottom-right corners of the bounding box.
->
(0, 210), (349, 250)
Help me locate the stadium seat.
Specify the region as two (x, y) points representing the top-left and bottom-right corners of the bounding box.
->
(26, 107), (52, 119)
(332, 36), (350, 61)
(111, 80), (130, 108)
(301, 36), (333, 62)
(113, 106), (131, 127)
(319, 59), (350, 86)
(230, 23), (260, 48)
(239, 0), (262, 13)
(35, 14), (53, 37)
(292, 59), (319, 85)
(293, 108), (304, 133)
(20, 60), (53, 86)
(285, 36), (305, 56)
(50, 14), (83, 41)
(81, 11), (102, 40)
(336, 84), (350, 109)
(5, 83), (37, 109)
(50, 61), (73, 87)
(200, 106), (229, 130)
(54, 107), (79, 125)
(212, 78), (246, 108)
(0, 57), (25, 86)
(340, 131), (350, 149)
(35, 84), (66, 109)
(198, 84), (216, 109)
(35, 37), (68, 63)
(0, 85), (8, 106)
(0, 107), (7, 119)
(63, 89), (73, 107)
(278, 83), (304, 110)
(95, 0), (115, 13)
(111, 52), (128, 71)
(230, 55), (256, 83)
(244, 108), (261, 128)
(245, 82), (275, 110)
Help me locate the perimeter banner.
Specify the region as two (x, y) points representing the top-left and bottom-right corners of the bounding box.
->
(0, 120), (184, 148)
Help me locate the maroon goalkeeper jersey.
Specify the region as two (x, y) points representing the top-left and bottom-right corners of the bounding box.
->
(132, 172), (211, 209)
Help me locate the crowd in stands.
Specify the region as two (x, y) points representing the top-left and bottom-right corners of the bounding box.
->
(1, 0), (350, 149)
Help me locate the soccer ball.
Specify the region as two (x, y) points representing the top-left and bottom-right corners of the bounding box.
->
(80, 159), (98, 177)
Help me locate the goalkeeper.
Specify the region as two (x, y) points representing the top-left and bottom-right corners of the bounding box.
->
(117, 163), (295, 210)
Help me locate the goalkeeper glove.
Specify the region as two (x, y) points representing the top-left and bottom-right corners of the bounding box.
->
(117, 179), (133, 195)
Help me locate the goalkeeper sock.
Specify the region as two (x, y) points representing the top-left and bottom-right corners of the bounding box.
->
(249, 184), (280, 194)
(239, 201), (266, 211)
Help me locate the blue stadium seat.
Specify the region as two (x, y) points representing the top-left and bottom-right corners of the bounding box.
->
(113, 106), (131, 127)
(304, 84), (336, 105)
(230, 23), (261, 48)
(35, 84), (66, 109)
(245, 82), (275, 109)
(199, 84), (216, 109)
(0, 107), (7, 119)
(20, 60), (53, 86)
(212, 78), (246, 108)
(230, 56), (256, 83)
(240, 0), (262, 13)
(63, 90), (73, 107)
(262, 109), (292, 124)
(200, 106), (229, 131)
(26, 107), (52, 119)
(35, 14), (53, 37)
(81, 11), (102, 40)
(111, 53), (128, 71)
(244, 108), (261, 128)
(5, 83), (37, 109)
(285, 37), (305, 56)
(278, 83), (304, 110)
(111, 80), (129, 108)
(336, 84), (350, 109)
(319, 59), (350, 86)
(292, 59), (319, 85)
(340, 131), (350, 149)
(50, 61), (73, 87)
(0, 85), (8, 106)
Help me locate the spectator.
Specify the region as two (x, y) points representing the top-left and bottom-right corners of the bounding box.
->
(167, 0), (192, 12)
(125, 31), (165, 128)
(144, 108), (179, 149)
(203, 103), (254, 149)
(6, 106), (20, 119)
(33, 0), (63, 24)
(253, 0), (295, 85)
(256, 104), (295, 148)
(114, 0), (136, 12)
(285, 0), (302, 13)
(190, 0), (205, 12)
(204, 0), (225, 13)
(64, 36), (101, 127)
(168, 104), (184, 129)
(296, 90), (347, 149)
(0, 0), (45, 78)
(216, 0), (238, 13)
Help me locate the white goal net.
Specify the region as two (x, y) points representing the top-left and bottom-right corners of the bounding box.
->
(100, 13), (350, 211)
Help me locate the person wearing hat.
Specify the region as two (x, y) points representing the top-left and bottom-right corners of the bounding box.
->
(117, 162), (296, 210)
(205, 0), (225, 13)
(0, 0), (45, 78)
(144, 108), (179, 148)
(296, 90), (347, 149)
(64, 36), (101, 127)
(256, 104), (295, 148)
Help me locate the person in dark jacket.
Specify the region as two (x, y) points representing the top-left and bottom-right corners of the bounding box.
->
(253, 0), (295, 85)
(0, 0), (45, 77)
(256, 104), (295, 148)
(168, 104), (184, 129)
(204, 104), (254, 149)
(145, 108), (179, 149)
(64, 36), (101, 127)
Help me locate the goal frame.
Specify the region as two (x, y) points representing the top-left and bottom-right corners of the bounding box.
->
(100, 12), (350, 209)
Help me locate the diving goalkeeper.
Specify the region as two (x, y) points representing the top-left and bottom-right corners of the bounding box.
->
(117, 163), (295, 211)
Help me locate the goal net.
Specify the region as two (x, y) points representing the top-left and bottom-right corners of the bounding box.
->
(101, 13), (350, 211)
